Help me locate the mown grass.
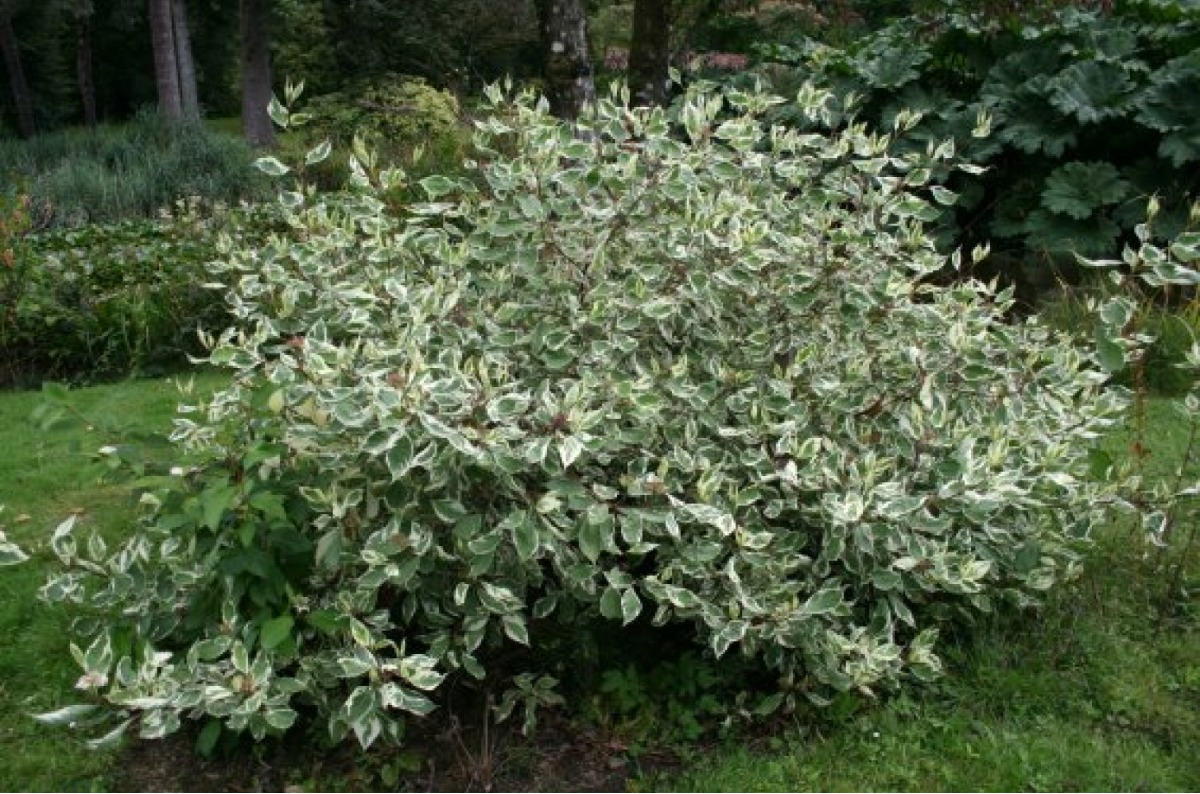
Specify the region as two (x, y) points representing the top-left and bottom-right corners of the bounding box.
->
(655, 553), (1200, 791)
(0, 373), (229, 790)
(1, 377), (1198, 791)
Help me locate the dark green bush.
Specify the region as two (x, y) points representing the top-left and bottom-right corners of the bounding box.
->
(280, 74), (467, 192)
(0, 201), (283, 387)
(754, 0), (1200, 303)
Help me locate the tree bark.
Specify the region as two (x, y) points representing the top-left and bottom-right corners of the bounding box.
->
(628, 0), (670, 107)
(240, 0), (273, 147)
(0, 2), (35, 137)
(172, 0), (199, 117)
(533, 0), (595, 120)
(75, 9), (97, 128)
(148, 0), (182, 120)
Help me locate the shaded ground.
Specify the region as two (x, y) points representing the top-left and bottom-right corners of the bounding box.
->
(113, 713), (684, 792)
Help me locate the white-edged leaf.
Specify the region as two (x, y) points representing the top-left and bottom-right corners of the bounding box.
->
(798, 585), (844, 616)
(558, 436), (584, 469)
(620, 588), (642, 626)
(305, 140), (332, 166)
(0, 538), (28, 566)
(85, 718), (131, 750)
(502, 613), (530, 645)
(254, 156), (291, 177)
(32, 703), (99, 726)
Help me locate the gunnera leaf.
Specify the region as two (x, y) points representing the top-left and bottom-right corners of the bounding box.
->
(995, 94), (1079, 157)
(1136, 53), (1200, 132)
(1135, 53), (1200, 165)
(1159, 129), (1200, 167)
(1041, 162), (1132, 220)
(854, 43), (931, 89)
(1023, 208), (1121, 256)
(1049, 60), (1135, 124)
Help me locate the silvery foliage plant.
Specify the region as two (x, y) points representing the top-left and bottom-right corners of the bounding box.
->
(38, 79), (1172, 750)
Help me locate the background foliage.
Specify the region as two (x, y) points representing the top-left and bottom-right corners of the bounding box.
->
(754, 0), (1200, 302)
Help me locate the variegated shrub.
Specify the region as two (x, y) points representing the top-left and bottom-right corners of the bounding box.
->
(41, 82), (1136, 749)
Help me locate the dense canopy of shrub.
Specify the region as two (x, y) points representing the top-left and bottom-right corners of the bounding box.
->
(42, 83), (1134, 749)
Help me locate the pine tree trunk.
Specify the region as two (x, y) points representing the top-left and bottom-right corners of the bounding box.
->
(240, 0), (274, 147)
(172, 0), (199, 117)
(0, 3), (35, 137)
(534, 0), (595, 120)
(628, 0), (670, 107)
(75, 11), (97, 128)
(149, 0), (182, 120)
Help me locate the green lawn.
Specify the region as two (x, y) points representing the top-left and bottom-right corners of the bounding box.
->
(0, 373), (228, 790)
(2, 376), (1198, 791)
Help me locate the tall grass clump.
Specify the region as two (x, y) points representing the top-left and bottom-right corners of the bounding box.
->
(0, 109), (270, 228)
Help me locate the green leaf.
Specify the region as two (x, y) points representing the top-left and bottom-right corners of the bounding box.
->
(85, 719), (131, 750)
(506, 510), (539, 561)
(231, 641), (250, 673)
(578, 519), (603, 563)
(196, 719), (222, 757)
(620, 588), (642, 626)
(1013, 541), (1041, 574)
(1049, 60), (1134, 124)
(260, 615), (295, 650)
(599, 587), (622, 620)
(855, 43), (929, 89)
(676, 502), (737, 535)
(502, 613), (530, 645)
(1041, 162), (1131, 220)
(385, 436), (415, 480)
(263, 707), (298, 732)
(419, 175), (459, 199)
(199, 483), (238, 531)
(1093, 326), (1126, 373)
(996, 96), (1078, 157)
(1023, 209), (1120, 256)
(753, 692), (785, 717)
(711, 619), (748, 658)
(337, 647), (376, 678)
(799, 585), (844, 617)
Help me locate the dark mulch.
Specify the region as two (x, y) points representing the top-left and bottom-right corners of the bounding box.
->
(112, 713), (686, 792)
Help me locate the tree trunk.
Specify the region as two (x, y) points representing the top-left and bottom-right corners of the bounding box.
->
(172, 0), (199, 117)
(240, 0), (273, 147)
(534, 0), (595, 120)
(628, 0), (670, 107)
(75, 9), (97, 128)
(148, 0), (182, 120)
(0, 3), (35, 137)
